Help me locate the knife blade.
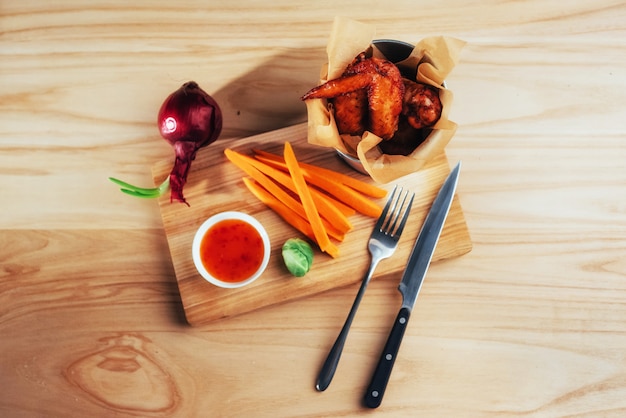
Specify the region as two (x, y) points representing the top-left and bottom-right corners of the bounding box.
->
(363, 161), (461, 408)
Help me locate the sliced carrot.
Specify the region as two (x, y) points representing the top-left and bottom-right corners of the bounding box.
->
(283, 142), (339, 258)
(225, 150), (347, 241)
(254, 153), (382, 218)
(243, 178), (340, 258)
(253, 149), (388, 198)
(242, 178), (317, 242)
(225, 149), (353, 233)
(248, 155), (355, 219)
(226, 148), (352, 232)
(303, 185), (356, 218)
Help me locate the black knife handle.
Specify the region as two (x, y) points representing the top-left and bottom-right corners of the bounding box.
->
(363, 307), (411, 408)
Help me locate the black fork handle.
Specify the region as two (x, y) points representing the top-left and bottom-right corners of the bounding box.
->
(315, 257), (381, 391)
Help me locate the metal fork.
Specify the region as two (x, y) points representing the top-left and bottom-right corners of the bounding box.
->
(315, 186), (415, 391)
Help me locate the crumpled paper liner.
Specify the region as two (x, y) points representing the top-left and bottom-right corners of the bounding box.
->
(304, 17), (466, 183)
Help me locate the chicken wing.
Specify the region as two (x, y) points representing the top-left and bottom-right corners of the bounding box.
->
(333, 90), (368, 136)
(302, 56), (404, 140)
(401, 79), (442, 129)
(324, 52), (368, 136)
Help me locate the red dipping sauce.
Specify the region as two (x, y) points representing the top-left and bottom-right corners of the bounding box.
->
(199, 218), (265, 283)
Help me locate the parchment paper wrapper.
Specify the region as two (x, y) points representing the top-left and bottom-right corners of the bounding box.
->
(305, 17), (466, 183)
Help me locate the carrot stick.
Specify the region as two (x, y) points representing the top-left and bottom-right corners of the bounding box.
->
(242, 178), (316, 241)
(283, 142), (339, 258)
(225, 149), (353, 233)
(253, 149), (388, 198)
(224, 150), (347, 240)
(226, 148), (353, 232)
(301, 185), (356, 218)
(254, 153), (382, 218)
(242, 177), (345, 243)
(243, 178), (341, 258)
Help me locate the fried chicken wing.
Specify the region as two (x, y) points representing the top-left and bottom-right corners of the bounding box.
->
(401, 79), (442, 129)
(333, 90), (368, 136)
(301, 56), (404, 140)
(324, 53), (368, 136)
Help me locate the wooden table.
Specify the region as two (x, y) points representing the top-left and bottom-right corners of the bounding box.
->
(2, 2), (626, 417)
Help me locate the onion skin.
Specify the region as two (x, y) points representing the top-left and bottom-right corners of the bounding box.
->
(158, 81), (222, 205)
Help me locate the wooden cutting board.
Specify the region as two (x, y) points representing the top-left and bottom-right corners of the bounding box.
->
(152, 123), (472, 326)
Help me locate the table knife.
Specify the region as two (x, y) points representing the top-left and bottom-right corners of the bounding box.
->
(363, 161), (461, 408)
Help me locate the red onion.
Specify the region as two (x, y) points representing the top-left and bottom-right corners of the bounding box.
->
(109, 81), (222, 204)
(158, 81), (223, 205)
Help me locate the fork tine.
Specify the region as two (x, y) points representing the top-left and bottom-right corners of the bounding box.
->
(373, 185), (399, 232)
(384, 188), (409, 235)
(381, 187), (403, 232)
(392, 191), (414, 238)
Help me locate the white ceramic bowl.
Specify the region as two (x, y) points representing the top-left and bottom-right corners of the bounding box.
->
(192, 211), (270, 289)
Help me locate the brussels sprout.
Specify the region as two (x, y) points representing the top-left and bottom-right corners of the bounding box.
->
(282, 238), (314, 277)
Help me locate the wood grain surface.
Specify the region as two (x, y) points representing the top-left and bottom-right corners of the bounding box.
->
(2, 1), (626, 417)
(152, 123), (471, 325)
